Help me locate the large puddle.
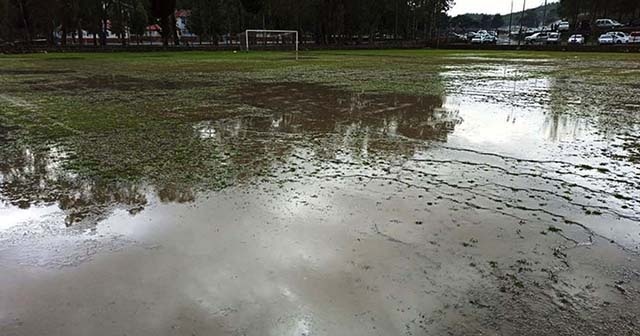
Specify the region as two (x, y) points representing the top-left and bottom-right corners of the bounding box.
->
(1, 53), (639, 335)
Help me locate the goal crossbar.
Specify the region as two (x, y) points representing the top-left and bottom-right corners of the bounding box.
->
(244, 29), (299, 60)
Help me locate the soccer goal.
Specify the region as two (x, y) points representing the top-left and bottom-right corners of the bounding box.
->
(243, 29), (299, 60)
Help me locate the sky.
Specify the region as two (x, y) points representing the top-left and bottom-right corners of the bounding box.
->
(448, 0), (559, 16)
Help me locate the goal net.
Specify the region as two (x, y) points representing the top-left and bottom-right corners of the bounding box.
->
(242, 29), (299, 60)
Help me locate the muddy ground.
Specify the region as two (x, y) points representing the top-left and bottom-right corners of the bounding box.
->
(0, 50), (639, 335)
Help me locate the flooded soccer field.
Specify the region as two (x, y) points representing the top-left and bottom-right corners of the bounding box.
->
(0, 50), (639, 335)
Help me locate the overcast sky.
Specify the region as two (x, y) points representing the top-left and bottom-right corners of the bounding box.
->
(448, 0), (559, 16)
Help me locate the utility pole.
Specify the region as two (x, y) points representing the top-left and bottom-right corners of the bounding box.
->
(518, 0), (526, 46)
(541, 0), (548, 28)
(508, 0), (514, 44)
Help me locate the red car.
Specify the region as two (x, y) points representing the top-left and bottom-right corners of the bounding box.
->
(630, 31), (640, 44)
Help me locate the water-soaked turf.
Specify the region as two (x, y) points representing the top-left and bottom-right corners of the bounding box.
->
(0, 50), (639, 335)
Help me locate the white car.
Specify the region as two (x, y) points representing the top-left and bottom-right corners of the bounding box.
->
(471, 34), (496, 44)
(595, 19), (623, 29)
(525, 32), (549, 44)
(598, 32), (629, 44)
(567, 34), (585, 44)
(558, 21), (570, 31)
(546, 32), (561, 44)
(629, 32), (640, 44)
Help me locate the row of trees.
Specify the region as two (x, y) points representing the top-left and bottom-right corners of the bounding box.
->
(3, 0), (638, 47)
(449, 2), (561, 32)
(450, 14), (505, 31)
(0, 0), (162, 45)
(1, 0), (454, 46)
(559, 0), (640, 26)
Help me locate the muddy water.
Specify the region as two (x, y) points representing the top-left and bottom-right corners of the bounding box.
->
(1, 57), (640, 335)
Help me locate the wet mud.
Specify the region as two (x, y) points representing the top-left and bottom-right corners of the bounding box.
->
(1, 52), (640, 335)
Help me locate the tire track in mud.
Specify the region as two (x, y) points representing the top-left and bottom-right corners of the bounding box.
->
(314, 138), (640, 253)
(474, 181), (639, 222)
(399, 166), (640, 222)
(438, 145), (636, 178)
(322, 172), (636, 255)
(409, 157), (638, 191)
(321, 172), (583, 247)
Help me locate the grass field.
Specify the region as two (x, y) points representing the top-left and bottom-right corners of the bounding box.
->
(1, 50), (640, 335)
(1, 50), (638, 187)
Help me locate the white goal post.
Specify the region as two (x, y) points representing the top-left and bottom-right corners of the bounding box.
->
(244, 29), (299, 60)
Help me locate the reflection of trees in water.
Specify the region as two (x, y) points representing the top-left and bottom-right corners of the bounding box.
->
(545, 78), (593, 142)
(156, 185), (196, 203)
(0, 146), (149, 226)
(542, 112), (586, 142)
(1, 83), (463, 227)
(0, 141), (214, 226)
(547, 76), (640, 139)
(221, 82), (461, 160)
(547, 76), (640, 164)
(0, 120), (278, 227)
(233, 83), (458, 139)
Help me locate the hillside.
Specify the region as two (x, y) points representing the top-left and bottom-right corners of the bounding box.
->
(503, 1), (560, 26)
(453, 2), (560, 28)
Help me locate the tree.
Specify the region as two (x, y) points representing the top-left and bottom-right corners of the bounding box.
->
(0, 0), (9, 41)
(240, 0), (263, 14)
(129, 0), (149, 44)
(56, 0), (81, 46)
(478, 14), (491, 29)
(521, 10), (538, 27)
(109, 0), (129, 45)
(450, 14), (479, 30)
(491, 13), (504, 29)
(1, 0), (464, 46)
(559, 0), (640, 25)
(188, 0), (220, 43)
(151, 0), (177, 45)
(10, 0), (34, 43)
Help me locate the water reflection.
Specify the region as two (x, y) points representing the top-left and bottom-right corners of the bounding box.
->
(0, 145), (149, 226)
(0, 83), (458, 229)
(3, 62), (640, 236)
(543, 112), (588, 142)
(229, 83), (459, 141)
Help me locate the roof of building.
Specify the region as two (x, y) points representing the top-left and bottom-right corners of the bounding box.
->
(175, 9), (191, 18)
(146, 24), (162, 32)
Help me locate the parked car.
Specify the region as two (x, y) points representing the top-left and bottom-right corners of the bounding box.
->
(598, 32), (614, 44)
(629, 31), (640, 43)
(627, 18), (640, 27)
(471, 33), (496, 44)
(546, 32), (561, 44)
(609, 31), (629, 44)
(558, 21), (570, 31)
(595, 19), (623, 29)
(567, 34), (585, 45)
(598, 31), (629, 44)
(524, 32), (549, 44)
(448, 32), (467, 42)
